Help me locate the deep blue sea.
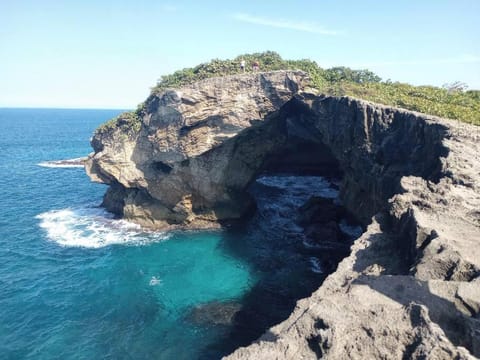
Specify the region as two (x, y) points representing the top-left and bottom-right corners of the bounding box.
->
(0, 108), (361, 359)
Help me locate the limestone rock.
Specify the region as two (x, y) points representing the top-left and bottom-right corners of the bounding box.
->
(85, 71), (480, 358)
(86, 70), (308, 229)
(226, 217), (479, 360)
(224, 96), (480, 359)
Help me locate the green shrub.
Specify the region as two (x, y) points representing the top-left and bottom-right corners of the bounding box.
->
(96, 110), (142, 135)
(97, 51), (479, 133)
(151, 51), (328, 93)
(334, 81), (480, 125)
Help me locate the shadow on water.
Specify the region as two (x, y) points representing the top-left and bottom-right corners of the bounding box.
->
(183, 174), (363, 359)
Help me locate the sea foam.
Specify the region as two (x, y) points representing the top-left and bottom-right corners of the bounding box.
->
(37, 157), (86, 168)
(256, 175), (339, 199)
(36, 206), (170, 248)
(339, 219), (363, 239)
(309, 257), (324, 274)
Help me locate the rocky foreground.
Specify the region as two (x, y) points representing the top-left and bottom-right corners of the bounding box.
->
(86, 71), (480, 359)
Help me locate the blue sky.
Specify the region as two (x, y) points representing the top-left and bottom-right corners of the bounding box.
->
(1, 0), (479, 108)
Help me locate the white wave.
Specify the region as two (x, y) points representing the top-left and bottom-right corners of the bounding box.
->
(302, 238), (319, 249)
(36, 206), (170, 248)
(339, 219), (363, 239)
(149, 276), (162, 286)
(309, 257), (324, 274)
(256, 175), (339, 199)
(38, 162), (84, 168)
(254, 175), (339, 233)
(37, 157), (86, 168)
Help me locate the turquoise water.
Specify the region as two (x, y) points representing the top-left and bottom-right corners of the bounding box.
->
(0, 109), (255, 359)
(0, 108), (361, 359)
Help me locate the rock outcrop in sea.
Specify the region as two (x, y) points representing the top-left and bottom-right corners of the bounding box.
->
(86, 71), (480, 359)
(87, 71), (309, 229)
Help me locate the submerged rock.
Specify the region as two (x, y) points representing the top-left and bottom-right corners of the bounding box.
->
(297, 196), (345, 225)
(305, 221), (340, 243)
(186, 301), (243, 326)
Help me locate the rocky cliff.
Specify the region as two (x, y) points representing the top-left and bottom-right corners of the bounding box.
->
(86, 71), (480, 359)
(86, 71), (309, 229)
(227, 95), (480, 359)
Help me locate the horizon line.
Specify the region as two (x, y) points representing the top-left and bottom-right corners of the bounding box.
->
(0, 106), (131, 111)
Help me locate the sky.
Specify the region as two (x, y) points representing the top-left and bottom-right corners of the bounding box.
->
(1, 0), (479, 109)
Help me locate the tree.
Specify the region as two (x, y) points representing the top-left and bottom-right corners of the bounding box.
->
(442, 81), (468, 94)
(324, 67), (381, 83)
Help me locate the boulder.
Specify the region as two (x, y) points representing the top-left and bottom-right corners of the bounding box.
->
(298, 196), (344, 225)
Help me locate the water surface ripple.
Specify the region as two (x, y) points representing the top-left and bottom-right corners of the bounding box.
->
(0, 109), (361, 359)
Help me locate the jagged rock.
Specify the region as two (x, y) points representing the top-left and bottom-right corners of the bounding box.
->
(225, 95), (480, 359)
(305, 221), (340, 242)
(226, 217), (479, 360)
(298, 196), (344, 225)
(85, 71), (480, 358)
(86, 71), (309, 229)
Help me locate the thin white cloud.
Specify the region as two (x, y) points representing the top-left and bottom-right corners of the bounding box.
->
(232, 13), (339, 35)
(161, 4), (177, 12)
(349, 54), (480, 68)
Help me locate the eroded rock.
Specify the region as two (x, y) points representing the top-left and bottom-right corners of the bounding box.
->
(85, 71), (480, 358)
(86, 71), (309, 229)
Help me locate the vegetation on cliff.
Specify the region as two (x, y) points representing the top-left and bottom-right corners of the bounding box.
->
(96, 108), (142, 134)
(95, 51), (479, 135)
(327, 81), (480, 125)
(152, 51), (479, 125)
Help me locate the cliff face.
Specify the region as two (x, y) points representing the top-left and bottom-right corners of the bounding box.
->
(86, 71), (480, 358)
(86, 71), (308, 229)
(227, 95), (480, 359)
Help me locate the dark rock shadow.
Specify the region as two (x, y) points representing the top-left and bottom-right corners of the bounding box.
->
(194, 174), (361, 359)
(94, 90), (458, 359)
(195, 262), (328, 359)
(352, 214), (410, 276)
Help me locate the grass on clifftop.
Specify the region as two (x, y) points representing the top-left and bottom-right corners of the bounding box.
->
(328, 81), (480, 125)
(96, 51), (479, 134)
(151, 51), (479, 125)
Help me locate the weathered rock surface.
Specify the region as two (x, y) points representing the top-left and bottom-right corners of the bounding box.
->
(226, 96), (480, 359)
(86, 71), (480, 358)
(86, 71), (309, 229)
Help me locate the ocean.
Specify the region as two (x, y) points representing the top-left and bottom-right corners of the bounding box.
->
(0, 108), (361, 359)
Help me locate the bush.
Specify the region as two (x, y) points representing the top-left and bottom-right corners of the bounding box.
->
(334, 81), (479, 125)
(152, 51), (327, 93)
(96, 110), (142, 135)
(98, 51), (479, 132)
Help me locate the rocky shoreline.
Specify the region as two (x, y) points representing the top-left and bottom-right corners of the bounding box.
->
(226, 95), (480, 359)
(85, 71), (480, 359)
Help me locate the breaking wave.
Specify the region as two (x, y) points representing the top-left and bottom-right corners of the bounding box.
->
(37, 157), (86, 168)
(309, 257), (324, 274)
(256, 175), (339, 200)
(339, 219), (363, 239)
(36, 206), (170, 248)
